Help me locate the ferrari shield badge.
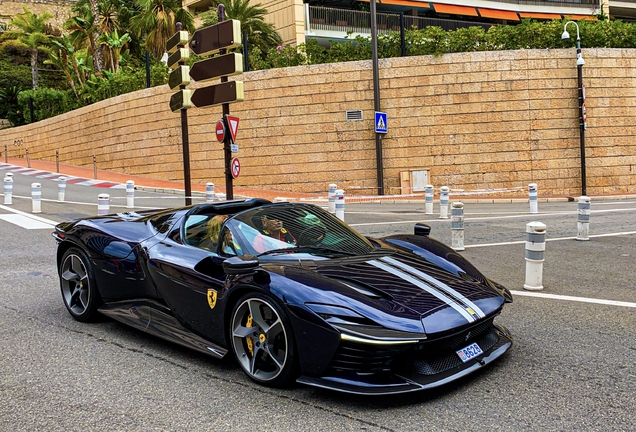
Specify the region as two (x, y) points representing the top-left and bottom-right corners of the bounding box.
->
(207, 289), (217, 309)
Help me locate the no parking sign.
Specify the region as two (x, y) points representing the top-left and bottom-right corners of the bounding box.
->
(230, 157), (240, 179)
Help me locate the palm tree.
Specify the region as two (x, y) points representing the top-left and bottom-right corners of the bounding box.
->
(130, 0), (194, 59)
(215, 0), (282, 55)
(4, 7), (54, 89)
(99, 29), (132, 72)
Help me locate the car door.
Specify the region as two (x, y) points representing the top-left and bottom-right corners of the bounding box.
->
(145, 214), (228, 346)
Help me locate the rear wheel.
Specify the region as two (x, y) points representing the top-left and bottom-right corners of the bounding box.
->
(59, 247), (102, 322)
(230, 292), (298, 387)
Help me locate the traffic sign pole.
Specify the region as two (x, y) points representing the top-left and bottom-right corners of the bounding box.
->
(218, 5), (234, 200)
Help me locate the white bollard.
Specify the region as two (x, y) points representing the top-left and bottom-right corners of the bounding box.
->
(57, 177), (66, 202)
(31, 182), (42, 213)
(126, 180), (135, 208)
(328, 183), (337, 214)
(439, 186), (450, 219)
(98, 193), (110, 216)
(335, 189), (345, 221)
(577, 196), (590, 241)
(451, 202), (465, 251)
(425, 184), (434, 215)
(206, 182), (215, 203)
(524, 221), (546, 291)
(528, 183), (538, 214)
(3, 176), (13, 205)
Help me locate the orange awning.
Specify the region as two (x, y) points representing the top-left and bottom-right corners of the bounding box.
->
(519, 12), (562, 20)
(432, 3), (478, 17)
(570, 14), (598, 21)
(478, 8), (520, 21)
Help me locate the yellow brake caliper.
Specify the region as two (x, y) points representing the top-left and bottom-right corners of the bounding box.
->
(246, 314), (254, 357)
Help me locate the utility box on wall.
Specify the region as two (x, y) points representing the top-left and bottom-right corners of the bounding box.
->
(400, 169), (429, 194)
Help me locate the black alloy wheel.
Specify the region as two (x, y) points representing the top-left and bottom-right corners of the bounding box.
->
(230, 292), (298, 387)
(59, 247), (102, 322)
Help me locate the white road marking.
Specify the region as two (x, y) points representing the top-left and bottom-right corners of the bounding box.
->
(348, 207), (636, 227)
(0, 204), (59, 226)
(464, 230), (636, 248)
(0, 214), (54, 229)
(510, 290), (636, 308)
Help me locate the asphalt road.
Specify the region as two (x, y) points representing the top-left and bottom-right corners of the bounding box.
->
(1, 171), (635, 431)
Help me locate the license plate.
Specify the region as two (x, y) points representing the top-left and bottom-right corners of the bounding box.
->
(456, 342), (483, 363)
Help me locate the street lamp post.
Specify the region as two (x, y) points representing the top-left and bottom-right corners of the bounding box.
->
(562, 21), (587, 196)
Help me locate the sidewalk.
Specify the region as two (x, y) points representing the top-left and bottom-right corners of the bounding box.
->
(3, 157), (635, 204)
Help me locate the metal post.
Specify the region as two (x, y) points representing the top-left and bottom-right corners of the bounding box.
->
(528, 183), (538, 214)
(93, 154), (97, 179)
(439, 186), (450, 219)
(451, 202), (465, 251)
(176, 22), (193, 206)
(328, 183), (337, 214)
(3, 176), (12, 205)
(4, 143), (8, 163)
(206, 182), (215, 202)
(28, 97), (35, 123)
(577, 196), (590, 241)
(31, 182), (41, 213)
(243, 30), (249, 72)
(370, 0), (384, 196)
(57, 177), (66, 202)
(98, 193), (110, 216)
(335, 189), (345, 221)
(55, 149), (59, 173)
(218, 5), (234, 200)
(126, 180), (135, 208)
(26, 148), (31, 168)
(524, 222), (546, 291)
(400, 12), (406, 57)
(425, 184), (434, 215)
(145, 51), (151, 88)
(577, 43), (587, 196)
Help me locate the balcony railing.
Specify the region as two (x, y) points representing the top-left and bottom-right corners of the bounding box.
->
(307, 6), (495, 34)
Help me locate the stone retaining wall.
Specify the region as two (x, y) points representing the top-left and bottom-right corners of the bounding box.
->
(3, 48), (636, 196)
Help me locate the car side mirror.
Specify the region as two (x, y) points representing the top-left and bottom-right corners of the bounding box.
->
(414, 223), (431, 237)
(223, 255), (259, 275)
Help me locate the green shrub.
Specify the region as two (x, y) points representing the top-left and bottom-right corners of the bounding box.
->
(17, 87), (79, 122)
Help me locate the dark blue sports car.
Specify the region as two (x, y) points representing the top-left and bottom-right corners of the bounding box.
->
(53, 199), (513, 395)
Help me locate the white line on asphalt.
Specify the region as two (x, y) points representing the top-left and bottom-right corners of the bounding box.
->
(509, 290), (636, 308)
(0, 204), (57, 228)
(348, 207), (636, 227)
(0, 214), (54, 229)
(462, 230), (636, 248)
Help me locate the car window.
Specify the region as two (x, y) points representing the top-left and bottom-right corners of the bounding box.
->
(227, 204), (374, 256)
(144, 209), (182, 235)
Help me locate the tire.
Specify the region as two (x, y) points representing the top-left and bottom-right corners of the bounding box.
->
(59, 247), (102, 322)
(229, 292), (298, 387)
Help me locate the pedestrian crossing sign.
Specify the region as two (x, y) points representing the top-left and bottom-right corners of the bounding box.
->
(375, 111), (388, 134)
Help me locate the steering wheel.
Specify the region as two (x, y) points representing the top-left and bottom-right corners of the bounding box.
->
(298, 225), (325, 246)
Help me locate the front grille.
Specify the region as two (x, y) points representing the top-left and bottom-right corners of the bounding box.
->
(327, 318), (500, 375)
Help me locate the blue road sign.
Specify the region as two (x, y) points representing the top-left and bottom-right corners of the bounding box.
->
(375, 111), (388, 134)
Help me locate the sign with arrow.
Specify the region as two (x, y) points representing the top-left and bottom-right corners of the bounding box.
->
(191, 81), (244, 108)
(190, 53), (243, 82)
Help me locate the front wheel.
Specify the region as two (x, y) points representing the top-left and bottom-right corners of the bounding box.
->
(59, 247), (102, 322)
(230, 292), (298, 387)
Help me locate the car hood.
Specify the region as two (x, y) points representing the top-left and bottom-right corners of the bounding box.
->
(269, 250), (505, 336)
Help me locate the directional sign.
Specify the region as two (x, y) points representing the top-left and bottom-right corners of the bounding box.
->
(166, 31), (189, 54)
(215, 120), (225, 143)
(189, 20), (242, 56)
(191, 81), (244, 109)
(225, 115), (239, 143)
(167, 48), (189, 70)
(190, 53), (243, 83)
(169, 89), (192, 112)
(375, 111), (388, 134)
(230, 157), (240, 179)
(168, 65), (191, 90)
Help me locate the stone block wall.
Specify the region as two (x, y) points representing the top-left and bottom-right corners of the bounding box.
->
(3, 48), (636, 196)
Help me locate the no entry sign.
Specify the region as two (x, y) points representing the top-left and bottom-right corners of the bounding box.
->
(230, 157), (240, 179)
(215, 120), (225, 143)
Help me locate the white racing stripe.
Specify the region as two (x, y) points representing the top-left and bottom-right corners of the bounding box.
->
(367, 259), (476, 323)
(509, 290), (636, 308)
(380, 256), (486, 319)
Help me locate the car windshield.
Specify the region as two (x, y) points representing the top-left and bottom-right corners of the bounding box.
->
(226, 204), (374, 257)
